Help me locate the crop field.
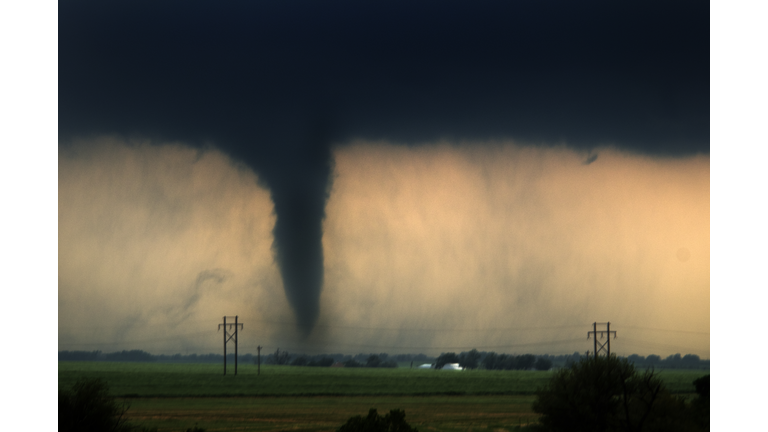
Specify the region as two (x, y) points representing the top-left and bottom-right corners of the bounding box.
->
(59, 362), (708, 432)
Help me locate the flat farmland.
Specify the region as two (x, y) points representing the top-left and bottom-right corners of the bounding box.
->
(58, 362), (708, 432)
(59, 362), (558, 397)
(124, 395), (540, 432)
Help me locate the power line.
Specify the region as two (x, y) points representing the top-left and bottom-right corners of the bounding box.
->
(621, 325), (709, 336)
(62, 320), (708, 336)
(258, 321), (586, 333)
(618, 337), (708, 355)
(265, 338), (584, 352)
(60, 321), (586, 335)
(59, 321), (709, 355)
(58, 330), (213, 346)
(58, 322), (589, 347)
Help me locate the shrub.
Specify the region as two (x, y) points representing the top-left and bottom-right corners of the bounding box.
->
(532, 355), (702, 432)
(338, 408), (418, 432)
(59, 378), (133, 432)
(691, 375), (709, 430)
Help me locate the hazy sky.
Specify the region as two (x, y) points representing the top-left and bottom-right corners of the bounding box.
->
(58, 1), (710, 357)
(60, 138), (709, 357)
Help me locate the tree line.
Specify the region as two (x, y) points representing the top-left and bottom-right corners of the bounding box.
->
(434, 350), (553, 371)
(263, 349), (420, 368)
(58, 349), (710, 370)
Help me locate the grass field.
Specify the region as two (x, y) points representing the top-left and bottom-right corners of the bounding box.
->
(59, 362), (708, 432)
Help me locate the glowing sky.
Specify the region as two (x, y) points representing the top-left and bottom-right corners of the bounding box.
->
(59, 138), (709, 357)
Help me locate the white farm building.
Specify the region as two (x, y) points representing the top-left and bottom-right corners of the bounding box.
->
(441, 363), (463, 371)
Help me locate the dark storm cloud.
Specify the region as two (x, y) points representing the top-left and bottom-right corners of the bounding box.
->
(58, 0), (709, 335)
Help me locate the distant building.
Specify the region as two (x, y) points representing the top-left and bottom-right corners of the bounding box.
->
(417, 363), (433, 369)
(441, 363), (463, 371)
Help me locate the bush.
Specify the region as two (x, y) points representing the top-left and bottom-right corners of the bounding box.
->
(691, 375), (709, 431)
(59, 378), (134, 432)
(338, 408), (418, 432)
(532, 355), (702, 432)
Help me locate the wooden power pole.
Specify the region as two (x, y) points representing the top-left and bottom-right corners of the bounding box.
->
(218, 316), (244, 375)
(257, 345), (262, 375)
(587, 322), (617, 360)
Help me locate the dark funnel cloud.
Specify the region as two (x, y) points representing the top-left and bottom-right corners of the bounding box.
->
(58, 1), (709, 336)
(225, 128), (334, 335)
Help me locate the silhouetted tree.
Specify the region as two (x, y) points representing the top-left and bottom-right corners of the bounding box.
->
(59, 378), (133, 432)
(291, 356), (309, 366)
(379, 359), (398, 368)
(516, 354), (537, 370)
(563, 351), (582, 368)
(104, 350), (156, 362)
(533, 355), (699, 432)
(664, 353), (683, 368)
(482, 351), (499, 370)
(367, 355), (382, 368)
(691, 375), (710, 431)
(59, 350), (103, 361)
(434, 352), (460, 370)
(534, 357), (553, 371)
(344, 359), (362, 367)
(645, 354), (661, 366)
(459, 349), (481, 370)
(267, 348), (291, 365)
(682, 354), (701, 368)
(338, 408), (418, 432)
(308, 357), (334, 367)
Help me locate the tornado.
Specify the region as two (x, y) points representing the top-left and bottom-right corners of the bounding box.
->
(269, 175), (329, 335)
(58, 1), (709, 342)
(227, 132), (334, 336)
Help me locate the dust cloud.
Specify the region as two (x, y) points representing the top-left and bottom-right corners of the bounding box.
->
(59, 138), (709, 357)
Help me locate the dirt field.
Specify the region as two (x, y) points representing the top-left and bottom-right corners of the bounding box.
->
(124, 395), (540, 432)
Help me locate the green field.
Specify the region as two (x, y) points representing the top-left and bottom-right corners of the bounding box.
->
(59, 362), (708, 432)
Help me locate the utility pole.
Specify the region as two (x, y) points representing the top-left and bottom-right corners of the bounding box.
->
(218, 316), (244, 375)
(587, 322), (616, 360)
(257, 345), (262, 375)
